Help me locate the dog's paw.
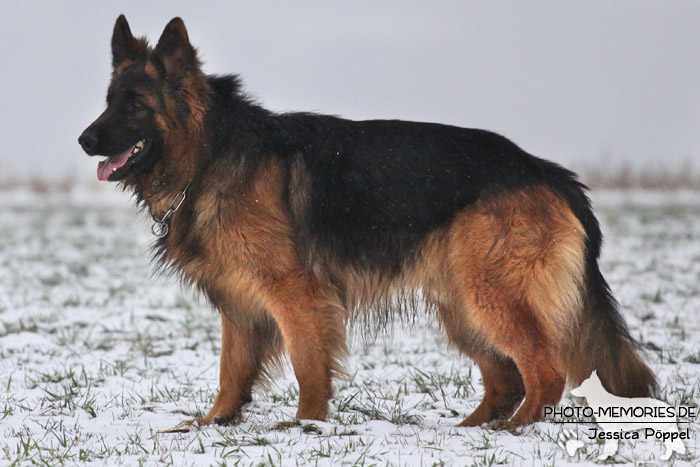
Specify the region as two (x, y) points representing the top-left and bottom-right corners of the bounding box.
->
(557, 429), (584, 457)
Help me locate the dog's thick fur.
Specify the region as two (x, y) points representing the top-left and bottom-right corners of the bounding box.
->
(79, 16), (658, 427)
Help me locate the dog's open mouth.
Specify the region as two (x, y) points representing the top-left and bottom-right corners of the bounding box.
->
(97, 139), (149, 181)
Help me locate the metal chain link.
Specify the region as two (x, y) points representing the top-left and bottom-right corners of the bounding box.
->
(151, 182), (191, 237)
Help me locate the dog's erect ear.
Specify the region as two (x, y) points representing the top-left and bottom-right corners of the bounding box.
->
(154, 17), (197, 81)
(111, 15), (141, 68)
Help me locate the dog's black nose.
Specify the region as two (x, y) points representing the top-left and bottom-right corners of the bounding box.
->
(78, 129), (98, 154)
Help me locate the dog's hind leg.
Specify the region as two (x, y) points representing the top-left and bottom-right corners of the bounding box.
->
(457, 354), (525, 426)
(457, 301), (567, 426)
(437, 305), (525, 426)
(446, 189), (586, 426)
(458, 353), (525, 426)
(202, 311), (284, 426)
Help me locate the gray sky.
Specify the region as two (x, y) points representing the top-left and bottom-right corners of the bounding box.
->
(1, 1), (699, 181)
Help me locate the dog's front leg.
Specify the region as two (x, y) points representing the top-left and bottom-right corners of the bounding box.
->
(262, 277), (347, 421)
(203, 311), (283, 425)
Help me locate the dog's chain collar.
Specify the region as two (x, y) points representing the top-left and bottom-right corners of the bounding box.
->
(151, 182), (191, 238)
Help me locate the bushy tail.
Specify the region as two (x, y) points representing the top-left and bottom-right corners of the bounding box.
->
(567, 263), (658, 398)
(525, 162), (657, 398)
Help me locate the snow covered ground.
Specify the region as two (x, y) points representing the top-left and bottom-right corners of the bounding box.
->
(0, 188), (698, 466)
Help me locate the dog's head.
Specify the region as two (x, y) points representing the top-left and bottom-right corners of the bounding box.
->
(79, 16), (207, 186)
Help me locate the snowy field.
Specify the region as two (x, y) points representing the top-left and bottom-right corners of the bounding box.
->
(0, 188), (698, 466)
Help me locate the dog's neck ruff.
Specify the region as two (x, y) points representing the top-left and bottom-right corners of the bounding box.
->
(151, 181), (191, 237)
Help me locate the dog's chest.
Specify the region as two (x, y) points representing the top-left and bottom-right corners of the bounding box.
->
(163, 173), (299, 309)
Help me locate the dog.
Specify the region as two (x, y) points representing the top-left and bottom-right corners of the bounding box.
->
(79, 15), (657, 428)
(571, 371), (685, 460)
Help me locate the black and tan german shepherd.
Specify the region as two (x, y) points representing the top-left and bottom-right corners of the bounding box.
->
(79, 16), (657, 428)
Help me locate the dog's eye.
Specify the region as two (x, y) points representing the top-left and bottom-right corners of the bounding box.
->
(128, 100), (145, 113)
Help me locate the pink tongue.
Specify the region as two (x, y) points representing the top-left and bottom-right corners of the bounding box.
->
(97, 146), (133, 181)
